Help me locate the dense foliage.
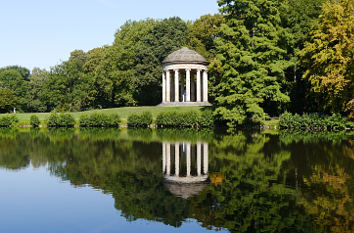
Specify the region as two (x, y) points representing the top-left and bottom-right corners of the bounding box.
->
(156, 110), (214, 128)
(211, 0), (291, 127)
(127, 111), (153, 128)
(0, 0), (352, 127)
(0, 115), (18, 127)
(299, 0), (354, 116)
(79, 113), (120, 128)
(47, 112), (75, 128)
(279, 112), (354, 130)
(30, 115), (40, 128)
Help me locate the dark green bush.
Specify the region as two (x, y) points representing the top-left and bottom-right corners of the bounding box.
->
(110, 114), (121, 127)
(279, 112), (353, 130)
(198, 110), (214, 128)
(0, 115), (19, 128)
(47, 112), (75, 128)
(79, 113), (120, 127)
(180, 111), (199, 128)
(127, 111), (153, 128)
(156, 111), (177, 127)
(30, 115), (40, 128)
(79, 114), (90, 127)
(156, 110), (214, 128)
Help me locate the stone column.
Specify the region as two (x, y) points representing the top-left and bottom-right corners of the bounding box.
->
(203, 143), (208, 174)
(162, 72), (166, 103)
(174, 69), (179, 102)
(180, 75), (185, 102)
(203, 70), (208, 102)
(191, 77), (195, 102)
(186, 143), (191, 177)
(162, 142), (166, 173)
(197, 142), (201, 176)
(175, 143), (179, 176)
(166, 143), (171, 176)
(186, 69), (191, 102)
(166, 70), (170, 102)
(196, 69), (201, 102)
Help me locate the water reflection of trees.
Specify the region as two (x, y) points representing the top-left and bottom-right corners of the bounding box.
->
(0, 129), (353, 232)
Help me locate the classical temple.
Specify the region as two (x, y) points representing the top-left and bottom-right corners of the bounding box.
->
(159, 47), (212, 106)
(162, 141), (209, 199)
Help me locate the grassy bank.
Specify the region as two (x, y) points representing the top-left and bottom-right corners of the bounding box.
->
(2, 106), (209, 125)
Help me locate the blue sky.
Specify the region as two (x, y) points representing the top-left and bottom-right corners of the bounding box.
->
(0, 0), (219, 70)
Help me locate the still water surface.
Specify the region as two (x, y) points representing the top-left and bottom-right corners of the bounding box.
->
(0, 129), (353, 233)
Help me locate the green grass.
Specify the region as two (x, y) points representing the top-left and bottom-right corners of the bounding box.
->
(2, 106), (210, 125)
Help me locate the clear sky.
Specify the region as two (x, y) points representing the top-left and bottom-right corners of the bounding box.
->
(0, 0), (219, 71)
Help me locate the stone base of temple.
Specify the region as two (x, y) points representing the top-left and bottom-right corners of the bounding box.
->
(164, 182), (208, 199)
(158, 102), (212, 107)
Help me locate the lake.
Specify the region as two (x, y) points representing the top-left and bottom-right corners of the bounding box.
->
(0, 128), (353, 233)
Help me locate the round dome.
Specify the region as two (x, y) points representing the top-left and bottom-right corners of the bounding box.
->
(162, 47), (209, 65)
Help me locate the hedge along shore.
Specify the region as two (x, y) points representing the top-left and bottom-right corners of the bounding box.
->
(2, 108), (353, 131)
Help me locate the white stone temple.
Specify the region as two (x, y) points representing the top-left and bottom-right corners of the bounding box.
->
(159, 47), (212, 106)
(162, 141), (209, 199)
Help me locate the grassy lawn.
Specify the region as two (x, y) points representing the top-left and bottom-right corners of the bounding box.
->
(2, 106), (211, 125)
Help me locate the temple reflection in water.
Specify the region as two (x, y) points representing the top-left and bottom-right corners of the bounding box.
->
(162, 142), (209, 199)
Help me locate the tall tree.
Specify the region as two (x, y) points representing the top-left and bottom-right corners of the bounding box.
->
(28, 68), (48, 112)
(187, 14), (224, 60)
(299, 0), (354, 116)
(0, 66), (30, 81)
(0, 68), (29, 111)
(42, 50), (95, 111)
(83, 46), (114, 109)
(108, 17), (188, 106)
(0, 87), (18, 113)
(212, 0), (291, 127)
(279, 0), (326, 113)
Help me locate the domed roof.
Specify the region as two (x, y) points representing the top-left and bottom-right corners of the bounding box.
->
(162, 47), (209, 65)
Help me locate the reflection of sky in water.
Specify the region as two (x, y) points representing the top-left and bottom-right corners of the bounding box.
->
(0, 165), (228, 233)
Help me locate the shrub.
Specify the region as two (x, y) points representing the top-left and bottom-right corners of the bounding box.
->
(198, 110), (214, 128)
(79, 114), (90, 127)
(0, 114), (19, 128)
(155, 110), (214, 128)
(110, 114), (121, 127)
(279, 112), (353, 130)
(47, 111), (75, 128)
(180, 111), (199, 128)
(127, 111), (152, 128)
(156, 111), (177, 128)
(30, 115), (40, 128)
(79, 113), (120, 128)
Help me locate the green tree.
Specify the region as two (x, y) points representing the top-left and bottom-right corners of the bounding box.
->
(28, 68), (48, 112)
(42, 50), (95, 111)
(212, 0), (291, 127)
(0, 69), (29, 111)
(279, 0), (326, 113)
(107, 17), (188, 106)
(0, 88), (18, 113)
(0, 66), (30, 81)
(299, 0), (354, 115)
(187, 14), (224, 60)
(83, 47), (114, 109)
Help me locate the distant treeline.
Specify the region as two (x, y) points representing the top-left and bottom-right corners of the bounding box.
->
(0, 0), (352, 127)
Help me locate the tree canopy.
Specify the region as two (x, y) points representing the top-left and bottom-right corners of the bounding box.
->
(0, 0), (352, 124)
(299, 0), (354, 116)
